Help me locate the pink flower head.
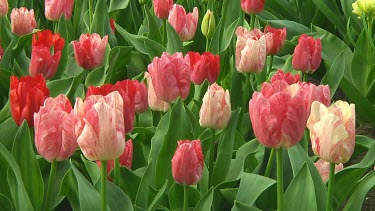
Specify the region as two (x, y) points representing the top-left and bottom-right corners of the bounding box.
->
(235, 26), (266, 73)
(72, 33), (108, 70)
(45, 0), (74, 21)
(0, 0), (8, 16)
(188, 51), (220, 85)
(264, 25), (287, 55)
(292, 34), (322, 73)
(168, 4), (198, 41)
(10, 7), (37, 36)
(34, 94), (77, 162)
(132, 80), (148, 114)
(154, 0), (173, 19)
(271, 69), (301, 85)
(147, 52), (191, 103)
(241, 0), (265, 14)
(144, 72), (170, 112)
(314, 159), (343, 182)
(171, 140), (204, 185)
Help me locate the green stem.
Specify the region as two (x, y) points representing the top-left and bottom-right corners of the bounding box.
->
(242, 73), (251, 112)
(101, 160), (107, 211)
(183, 185), (189, 211)
(89, 0), (93, 27)
(268, 55), (274, 74)
(276, 148), (284, 211)
(250, 14), (256, 30)
(209, 128), (215, 187)
(264, 149), (275, 178)
(326, 163), (336, 211)
(302, 72), (308, 82)
(44, 160), (57, 211)
(114, 158), (120, 186)
(206, 37), (210, 52)
(135, 114), (140, 127)
(163, 19), (167, 46)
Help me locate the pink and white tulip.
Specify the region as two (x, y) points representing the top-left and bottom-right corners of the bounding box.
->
(168, 4), (198, 41)
(0, 0), (8, 16)
(45, 0), (74, 21)
(10, 7), (37, 36)
(314, 159), (343, 182)
(144, 72), (170, 112)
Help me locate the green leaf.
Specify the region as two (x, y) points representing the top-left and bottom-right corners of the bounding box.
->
(284, 163), (318, 211)
(85, 65), (106, 87)
(11, 33), (33, 59)
(312, 0), (346, 34)
(135, 160), (153, 209)
(109, 0), (130, 13)
(212, 109), (240, 186)
(144, 7), (162, 44)
(194, 188), (214, 211)
(351, 29), (370, 94)
(343, 171), (375, 211)
(12, 121), (44, 211)
(0, 117), (19, 151)
(220, 19), (239, 53)
(54, 15), (70, 79)
(267, 20), (310, 40)
(0, 193), (13, 211)
(107, 46), (134, 83)
(236, 173), (276, 206)
(47, 77), (74, 98)
(91, 0), (117, 46)
(166, 22), (184, 54)
(321, 51), (345, 98)
(95, 180), (134, 211)
(82, 155), (100, 184)
(148, 180), (168, 211)
(264, 0), (299, 21)
(232, 200), (262, 211)
(169, 183), (201, 210)
(118, 166), (141, 202)
(0, 40), (16, 70)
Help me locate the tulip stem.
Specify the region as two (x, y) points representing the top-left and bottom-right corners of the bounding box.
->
(242, 73), (251, 112)
(326, 162), (335, 211)
(250, 14), (256, 30)
(206, 37), (210, 52)
(89, 0), (93, 26)
(209, 128), (215, 187)
(101, 160), (107, 211)
(183, 185), (189, 211)
(276, 148), (284, 211)
(264, 148), (275, 178)
(114, 158), (120, 186)
(302, 72), (308, 82)
(44, 160), (57, 211)
(268, 55), (274, 74)
(163, 19), (167, 46)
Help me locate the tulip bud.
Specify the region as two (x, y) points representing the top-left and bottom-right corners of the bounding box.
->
(352, 0), (375, 17)
(241, 0), (265, 15)
(10, 7), (37, 36)
(292, 34), (322, 73)
(139, 0), (147, 5)
(314, 159), (343, 183)
(171, 140), (204, 186)
(0, 0), (8, 16)
(154, 0), (173, 19)
(201, 10), (215, 39)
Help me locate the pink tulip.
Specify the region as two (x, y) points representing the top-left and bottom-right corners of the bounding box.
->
(301, 83), (331, 115)
(148, 52), (191, 103)
(45, 0), (74, 21)
(314, 159), (343, 182)
(307, 101), (355, 164)
(271, 69), (301, 85)
(10, 7), (37, 36)
(292, 34), (322, 73)
(199, 83), (231, 130)
(132, 80), (148, 114)
(0, 0), (8, 16)
(171, 140), (204, 185)
(264, 26), (287, 55)
(241, 0), (265, 14)
(72, 33), (108, 70)
(74, 91), (125, 161)
(168, 4), (198, 41)
(154, 0), (173, 19)
(235, 26), (266, 73)
(34, 94), (77, 162)
(188, 51), (220, 85)
(144, 72), (170, 112)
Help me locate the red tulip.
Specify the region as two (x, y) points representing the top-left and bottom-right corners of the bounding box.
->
(110, 19), (115, 34)
(74, 91), (125, 161)
(271, 69), (300, 85)
(0, 0), (8, 16)
(34, 94), (76, 162)
(235, 26), (266, 73)
(241, 0), (265, 14)
(0, 44), (4, 61)
(314, 159), (343, 182)
(148, 52), (191, 103)
(171, 140), (204, 185)
(292, 34), (322, 73)
(45, 0), (74, 21)
(168, 4), (198, 41)
(264, 26), (287, 55)
(10, 75), (50, 127)
(10, 7), (37, 36)
(29, 30), (65, 79)
(132, 80), (148, 114)
(72, 33), (108, 70)
(188, 51), (220, 85)
(144, 72), (170, 112)
(154, 0), (173, 19)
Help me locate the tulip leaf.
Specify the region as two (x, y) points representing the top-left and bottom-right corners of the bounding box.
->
(232, 200), (262, 211)
(0, 69), (11, 105)
(284, 163), (318, 211)
(109, 0), (130, 13)
(0, 142), (33, 211)
(267, 20), (310, 40)
(193, 187), (214, 211)
(264, 0), (299, 21)
(235, 173), (276, 206)
(107, 46), (134, 83)
(312, 0), (346, 34)
(90, 0), (117, 47)
(220, 19), (239, 53)
(95, 180), (134, 211)
(85, 65), (106, 87)
(0, 193), (13, 211)
(81, 155), (100, 185)
(117, 166), (141, 202)
(53, 15), (70, 79)
(148, 180), (168, 211)
(212, 180), (240, 210)
(168, 183), (201, 210)
(343, 171), (375, 211)
(166, 22), (185, 54)
(0, 18), (16, 48)
(47, 77), (74, 98)
(212, 109), (240, 186)
(135, 160), (153, 209)
(144, 7), (162, 44)
(0, 40), (15, 70)
(11, 33), (33, 60)
(12, 121), (44, 211)
(321, 51), (345, 98)
(0, 118), (19, 151)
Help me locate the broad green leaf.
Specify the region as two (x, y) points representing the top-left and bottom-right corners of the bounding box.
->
(12, 121), (44, 211)
(11, 33), (33, 60)
(169, 183), (201, 210)
(116, 0), (143, 35)
(0, 40), (15, 70)
(212, 180), (240, 211)
(95, 180), (134, 211)
(109, 0), (130, 13)
(194, 188), (214, 211)
(265, 0), (299, 21)
(166, 22), (184, 54)
(351, 30), (370, 94)
(267, 20), (310, 40)
(85, 65), (106, 87)
(47, 77), (74, 98)
(312, 0), (346, 34)
(0, 117), (19, 151)
(90, 0), (117, 46)
(220, 19), (239, 53)
(144, 7), (162, 44)
(135, 160), (153, 209)
(343, 171), (375, 211)
(232, 201), (262, 211)
(118, 166), (141, 202)
(82, 155), (100, 184)
(284, 163), (318, 211)
(0, 193), (13, 211)
(321, 51), (345, 98)
(148, 180), (168, 211)
(54, 15), (70, 79)
(107, 46), (134, 83)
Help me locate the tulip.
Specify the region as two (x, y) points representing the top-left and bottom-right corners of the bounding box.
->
(307, 101), (355, 164)
(168, 5), (198, 41)
(148, 52), (191, 103)
(201, 10), (215, 39)
(352, 0), (375, 17)
(10, 75), (50, 127)
(72, 33), (108, 70)
(292, 34), (322, 73)
(301, 83), (331, 113)
(96, 139), (133, 179)
(235, 26), (266, 73)
(29, 30), (65, 80)
(0, 0), (8, 16)
(271, 69), (301, 85)
(314, 159), (343, 183)
(0, 45), (3, 61)
(144, 72), (170, 112)
(171, 140), (204, 185)
(188, 51), (220, 85)
(110, 19), (115, 34)
(10, 7), (37, 36)
(132, 81), (148, 114)
(154, 0), (173, 19)
(264, 26), (287, 55)
(45, 0), (74, 21)
(74, 91), (125, 161)
(241, 0), (265, 15)
(34, 94), (76, 162)
(199, 83), (231, 130)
